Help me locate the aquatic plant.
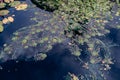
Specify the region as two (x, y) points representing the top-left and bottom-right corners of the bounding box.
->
(31, 0), (61, 11)
(0, 12), (70, 61)
(34, 53), (47, 60)
(30, 0), (120, 80)
(9, 1), (21, 7)
(0, 0), (120, 80)
(65, 72), (79, 80)
(0, 0), (28, 32)
(32, 0), (120, 44)
(0, 3), (6, 8)
(0, 10), (9, 16)
(0, 24), (4, 32)
(31, 0), (120, 54)
(15, 3), (28, 10)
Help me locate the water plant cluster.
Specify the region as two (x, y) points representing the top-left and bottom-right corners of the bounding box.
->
(0, 0), (28, 32)
(31, 1), (120, 54)
(0, 0), (120, 80)
(32, 0), (120, 44)
(31, 0), (120, 79)
(0, 11), (68, 61)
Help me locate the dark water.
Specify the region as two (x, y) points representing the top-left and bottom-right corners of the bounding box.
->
(0, 0), (120, 80)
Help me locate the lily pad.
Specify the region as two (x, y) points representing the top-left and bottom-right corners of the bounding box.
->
(0, 10), (9, 16)
(15, 3), (28, 10)
(0, 25), (4, 32)
(0, 3), (6, 8)
(4, 0), (10, 3)
(9, 1), (21, 7)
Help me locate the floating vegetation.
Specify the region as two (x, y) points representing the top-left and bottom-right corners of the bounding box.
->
(65, 72), (79, 80)
(0, 24), (4, 32)
(34, 53), (47, 60)
(0, 0), (28, 32)
(15, 3), (28, 10)
(32, 0), (120, 45)
(0, 3), (6, 8)
(0, 10), (9, 16)
(31, 0), (60, 11)
(9, 1), (21, 7)
(0, 12), (73, 62)
(2, 16), (14, 24)
(30, 0), (120, 80)
(4, 0), (14, 3)
(0, 0), (120, 80)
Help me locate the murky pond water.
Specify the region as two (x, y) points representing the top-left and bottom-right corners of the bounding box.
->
(0, 0), (120, 80)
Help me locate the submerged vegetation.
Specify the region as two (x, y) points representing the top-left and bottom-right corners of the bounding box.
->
(0, 0), (28, 32)
(0, 0), (120, 80)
